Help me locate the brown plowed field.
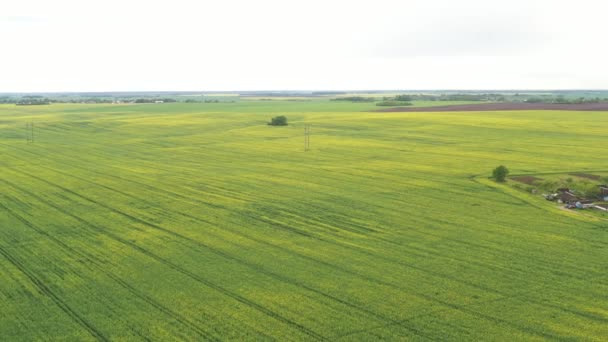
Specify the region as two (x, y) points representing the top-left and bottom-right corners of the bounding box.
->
(375, 102), (608, 112)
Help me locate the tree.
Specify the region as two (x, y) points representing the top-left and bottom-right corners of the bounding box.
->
(394, 94), (412, 101)
(492, 165), (509, 182)
(268, 115), (288, 126)
(578, 181), (601, 199)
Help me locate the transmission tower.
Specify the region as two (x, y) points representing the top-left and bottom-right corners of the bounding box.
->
(304, 124), (311, 151)
(26, 121), (35, 143)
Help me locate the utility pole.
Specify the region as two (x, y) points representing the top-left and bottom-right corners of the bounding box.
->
(26, 122), (30, 143)
(304, 124), (311, 151)
(26, 121), (34, 143)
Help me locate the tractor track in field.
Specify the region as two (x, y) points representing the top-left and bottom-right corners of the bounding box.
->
(5, 137), (512, 239)
(3, 170), (433, 340)
(2, 140), (236, 207)
(5, 163), (523, 288)
(0, 242), (108, 341)
(245, 197), (607, 286)
(2, 175), (574, 340)
(228, 194), (608, 327)
(0, 200), (221, 342)
(3, 148), (605, 326)
(0, 179), (325, 341)
(332, 269), (608, 340)
(0, 147), (434, 258)
(3, 145), (606, 329)
(4, 143), (606, 290)
(2, 167), (524, 333)
(48, 144), (589, 258)
(4, 142), (597, 277)
(1, 142), (494, 248)
(0, 141), (231, 209)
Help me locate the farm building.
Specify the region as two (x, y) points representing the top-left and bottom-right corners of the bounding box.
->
(599, 185), (608, 200)
(544, 188), (580, 204)
(559, 192), (578, 204)
(557, 189), (579, 204)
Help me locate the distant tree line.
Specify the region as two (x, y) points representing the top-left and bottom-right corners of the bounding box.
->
(330, 96), (375, 102)
(524, 96), (606, 104)
(134, 98), (177, 103)
(376, 93), (504, 102)
(0, 96), (242, 104)
(65, 98), (114, 103)
(376, 94), (413, 106)
(0, 97), (17, 104)
(333, 93), (608, 105)
(312, 91), (347, 95)
(184, 99), (226, 103)
(331, 93), (508, 104)
(16, 98), (51, 105)
(376, 101), (412, 107)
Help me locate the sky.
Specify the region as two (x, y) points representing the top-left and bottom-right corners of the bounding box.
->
(1, 0), (607, 92)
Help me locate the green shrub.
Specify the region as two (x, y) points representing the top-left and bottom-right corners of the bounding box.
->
(578, 182), (601, 198)
(492, 165), (509, 182)
(268, 115), (288, 126)
(537, 180), (558, 192)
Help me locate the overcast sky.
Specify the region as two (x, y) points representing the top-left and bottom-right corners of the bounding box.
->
(1, 0), (607, 92)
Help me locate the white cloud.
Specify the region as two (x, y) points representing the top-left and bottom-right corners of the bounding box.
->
(0, 0), (607, 91)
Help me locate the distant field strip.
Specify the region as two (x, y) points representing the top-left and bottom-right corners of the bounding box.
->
(0, 103), (607, 340)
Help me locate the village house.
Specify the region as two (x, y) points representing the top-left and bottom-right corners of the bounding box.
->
(559, 192), (578, 204)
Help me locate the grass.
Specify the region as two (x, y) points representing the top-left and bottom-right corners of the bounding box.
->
(0, 101), (607, 340)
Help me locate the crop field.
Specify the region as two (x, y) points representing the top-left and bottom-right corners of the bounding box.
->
(0, 101), (607, 340)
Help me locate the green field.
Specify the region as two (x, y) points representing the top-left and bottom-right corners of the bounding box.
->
(0, 101), (606, 340)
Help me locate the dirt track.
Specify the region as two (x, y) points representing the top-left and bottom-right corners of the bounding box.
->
(375, 102), (608, 112)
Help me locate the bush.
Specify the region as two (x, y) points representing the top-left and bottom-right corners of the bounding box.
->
(578, 182), (601, 198)
(538, 180), (559, 192)
(492, 165), (509, 182)
(268, 115), (288, 126)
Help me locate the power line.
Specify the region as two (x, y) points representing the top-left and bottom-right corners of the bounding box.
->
(25, 121), (34, 144)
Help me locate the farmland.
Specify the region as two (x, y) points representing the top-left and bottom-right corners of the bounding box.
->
(0, 100), (607, 340)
